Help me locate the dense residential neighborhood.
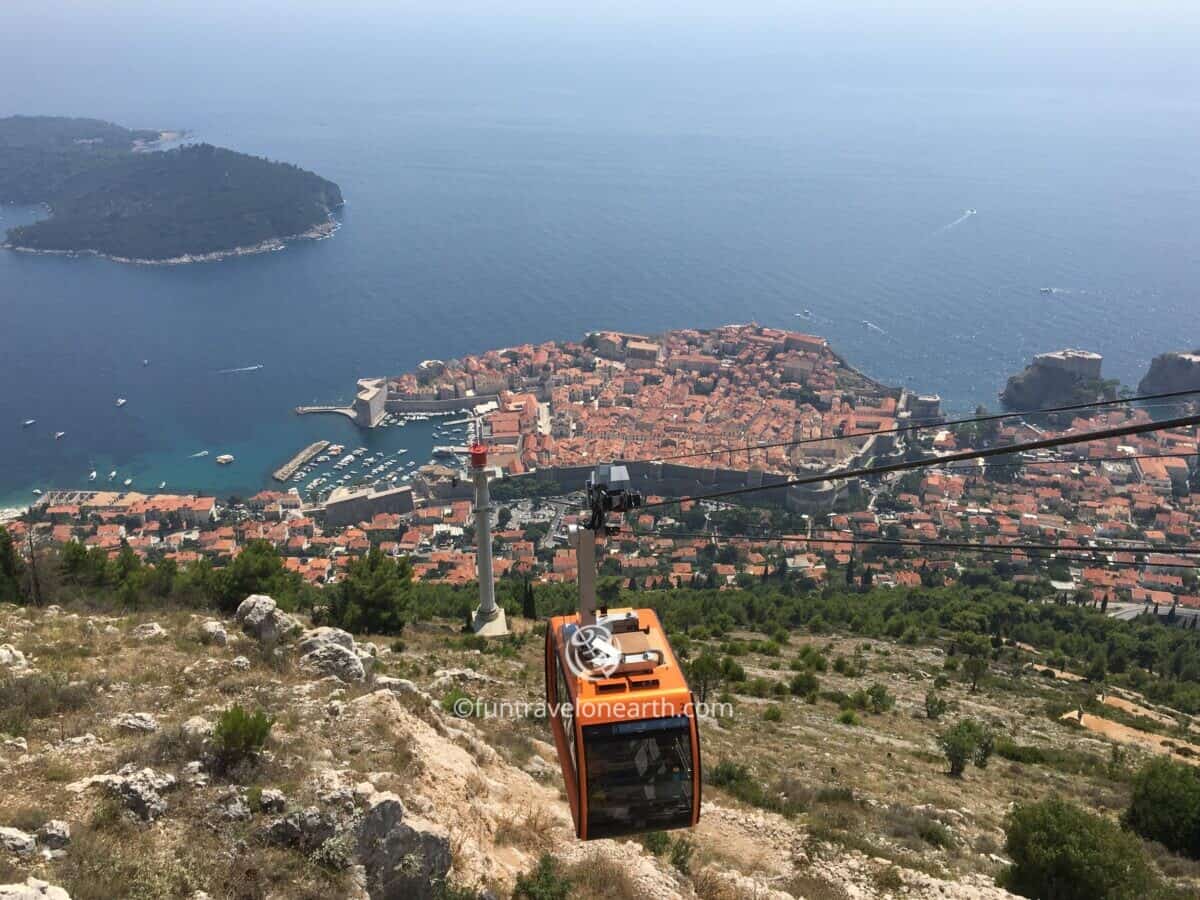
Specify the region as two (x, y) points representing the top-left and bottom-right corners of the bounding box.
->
(8, 325), (1197, 619)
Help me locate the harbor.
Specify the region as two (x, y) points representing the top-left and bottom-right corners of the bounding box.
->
(272, 440), (330, 482)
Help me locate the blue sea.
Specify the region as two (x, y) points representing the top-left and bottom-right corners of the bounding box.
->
(2, 2), (1199, 507)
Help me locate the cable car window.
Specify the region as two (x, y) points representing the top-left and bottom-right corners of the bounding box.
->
(555, 655), (575, 772)
(583, 715), (693, 838)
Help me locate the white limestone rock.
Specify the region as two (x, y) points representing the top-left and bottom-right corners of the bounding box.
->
(0, 645), (27, 670)
(199, 621), (227, 647)
(34, 821), (69, 851)
(111, 712), (159, 733)
(180, 716), (212, 738)
(297, 627), (355, 655)
(355, 794), (451, 900)
(0, 827), (36, 857)
(300, 643), (365, 683)
(0, 877), (72, 900)
(234, 595), (299, 644)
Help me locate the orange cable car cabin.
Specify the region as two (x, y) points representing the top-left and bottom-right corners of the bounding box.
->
(545, 604), (702, 839)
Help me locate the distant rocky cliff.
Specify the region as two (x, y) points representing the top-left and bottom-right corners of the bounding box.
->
(1138, 351), (1200, 396)
(1000, 349), (1117, 417)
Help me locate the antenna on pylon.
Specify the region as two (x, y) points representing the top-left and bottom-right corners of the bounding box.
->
(470, 444), (508, 636)
(570, 463), (641, 626)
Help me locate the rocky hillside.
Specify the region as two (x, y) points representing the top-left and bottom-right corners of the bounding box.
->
(2, 597), (1197, 899)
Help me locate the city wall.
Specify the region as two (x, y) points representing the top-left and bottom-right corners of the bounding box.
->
(384, 394), (500, 414)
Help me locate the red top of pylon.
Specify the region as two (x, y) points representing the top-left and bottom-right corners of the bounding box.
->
(470, 444), (488, 468)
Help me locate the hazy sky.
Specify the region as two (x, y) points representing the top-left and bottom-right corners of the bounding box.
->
(2, 0), (1197, 111)
(7, 0), (1200, 33)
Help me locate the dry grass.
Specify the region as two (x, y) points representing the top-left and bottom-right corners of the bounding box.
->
(494, 807), (556, 854)
(53, 789), (351, 900)
(116, 724), (208, 769)
(692, 867), (793, 900)
(777, 872), (851, 900)
(7, 603), (1194, 898)
(0, 672), (96, 736)
(563, 853), (642, 900)
(0, 803), (52, 832)
(355, 708), (424, 779)
(0, 854), (22, 884)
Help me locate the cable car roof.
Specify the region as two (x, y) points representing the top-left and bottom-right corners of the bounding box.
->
(548, 607), (693, 726)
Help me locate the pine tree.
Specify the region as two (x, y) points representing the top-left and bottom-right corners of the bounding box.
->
(521, 579), (537, 620)
(0, 527), (22, 603)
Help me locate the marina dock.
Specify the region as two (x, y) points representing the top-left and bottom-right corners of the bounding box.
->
(295, 404), (356, 420)
(273, 440), (330, 482)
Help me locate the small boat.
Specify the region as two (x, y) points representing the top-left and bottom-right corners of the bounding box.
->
(22, 419), (35, 427)
(123, 478), (132, 486)
(54, 431), (66, 440)
(89, 470), (97, 481)
(116, 398), (127, 408)
(142, 359), (150, 367)
(216, 454), (235, 465)
(32, 489), (42, 496)
(1039, 287), (1053, 294)
(108, 470), (117, 481)
(158, 481), (167, 490)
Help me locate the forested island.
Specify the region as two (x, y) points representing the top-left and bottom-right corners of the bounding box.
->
(0, 115), (343, 263)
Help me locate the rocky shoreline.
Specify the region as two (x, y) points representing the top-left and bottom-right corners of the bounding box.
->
(2, 214), (340, 267)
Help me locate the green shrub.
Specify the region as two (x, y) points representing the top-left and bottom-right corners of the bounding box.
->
(815, 786), (854, 804)
(866, 683), (894, 713)
(833, 655), (864, 677)
(1002, 798), (1160, 900)
(441, 687), (481, 717)
(841, 690), (868, 712)
(792, 645), (828, 672)
(669, 837), (694, 874)
(211, 705), (272, 773)
(790, 671), (820, 698)
(709, 760), (751, 789)
(938, 719), (993, 777)
(512, 854), (573, 900)
(706, 760), (806, 816)
(974, 728), (995, 768)
(1122, 757), (1200, 859)
(763, 705), (783, 722)
(837, 709), (859, 726)
(640, 831), (670, 855)
(994, 738), (1046, 765)
(925, 690), (948, 720)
